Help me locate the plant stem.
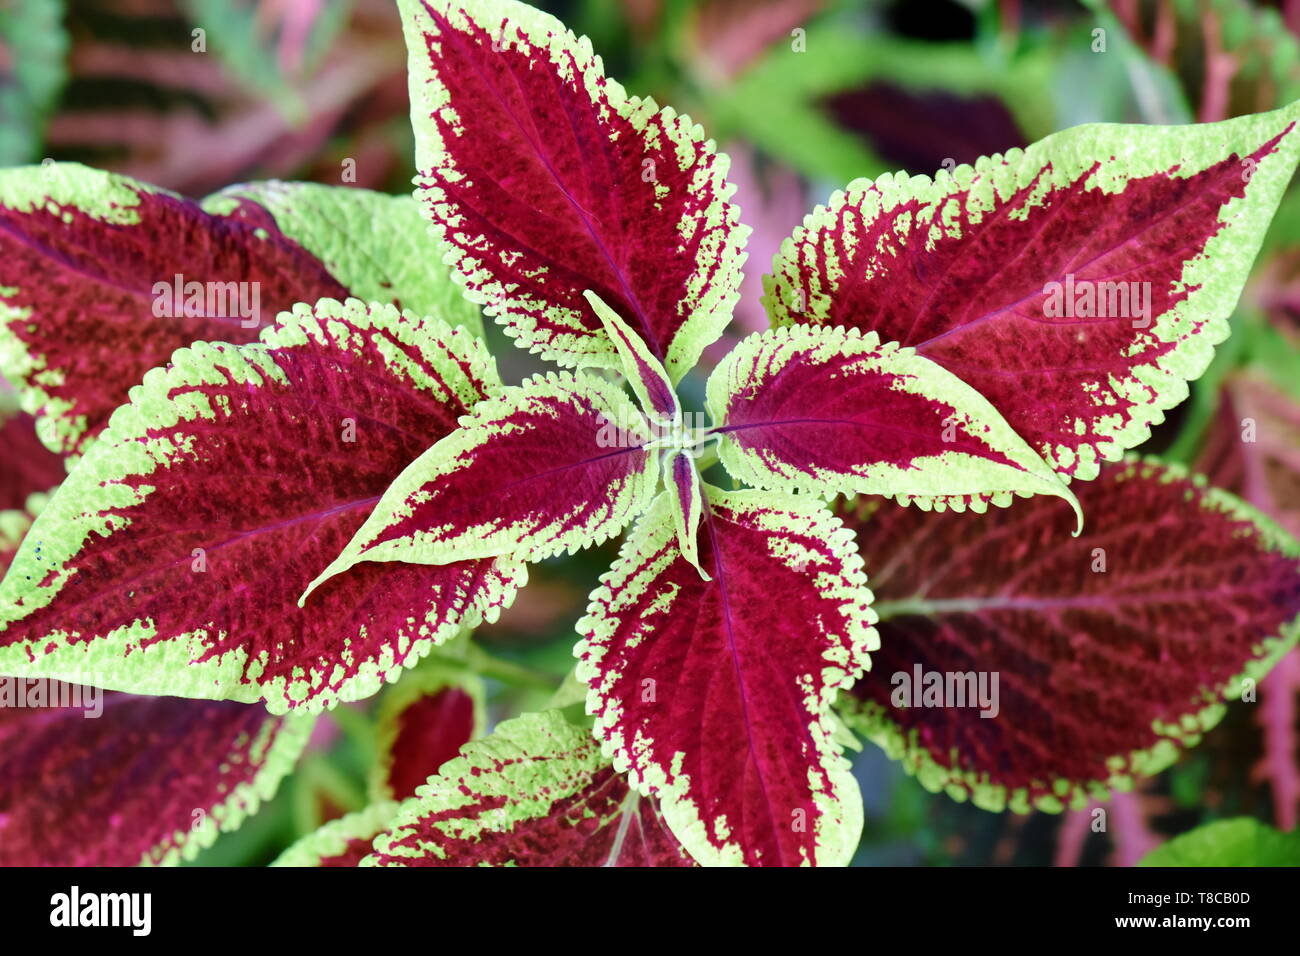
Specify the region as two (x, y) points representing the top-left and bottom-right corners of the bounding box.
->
(693, 444), (720, 471)
(461, 642), (559, 690)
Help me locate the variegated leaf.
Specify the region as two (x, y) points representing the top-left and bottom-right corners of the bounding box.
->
(577, 488), (878, 866)
(766, 102), (1300, 481)
(0, 299), (523, 714)
(370, 665), (484, 802)
(0, 164), (478, 456)
(836, 459), (1300, 813)
(206, 180), (484, 338)
(664, 449), (707, 579)
(0, 506), (34, 578)
(399, 0), (747, 379)
(273, 802), (400, 868)
(708, 324), (1080, 517)
(584, 289), (680, 426)
(305, 371), (658, 595)
(0, 690), (313, 866)
(366, 710), (695, 866)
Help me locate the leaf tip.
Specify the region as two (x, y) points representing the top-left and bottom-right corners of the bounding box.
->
(298, 559), (347, 608)
(1064, 487), (1085, 537)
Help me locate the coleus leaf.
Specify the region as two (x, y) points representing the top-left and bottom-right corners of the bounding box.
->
(0, 298), (525, 714)
(398, 0), (747, 379)
(0, 163), (347, 457)
(305, 371), (658, 595)
(273, 801), (400, 868)
(370, 665), (485, 802)
(584, 289), (680, 427)
(206, 180), (484, 339)
(835, 459), (1300, 813)
(576, 487), (878, 866)
(765, 102), (1300, 481)
(707, 324), (1080, 517)
(664, 449), (707, 579)
(0, 395), (64, 509)
(0, 690), (313, 865)
(365, 710), (695, 866)
(0, 164), (478, 457)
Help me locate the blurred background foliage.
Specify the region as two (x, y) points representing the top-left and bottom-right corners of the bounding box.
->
(5, 0), (1300, 866)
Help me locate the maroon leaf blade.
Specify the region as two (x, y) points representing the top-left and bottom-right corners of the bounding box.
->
(823, 82), (1026, 177)
(837, 459), (1300, 812)
(577, 487), (878, 866)
(707, 325), (1079, 515)
(1193, 366), (1300, 830)
(0, 168), (481, 458)
(371, 666), (484, 802)
(0, 395), (64, 510)
(366, 710), (695, 866)
(0, 690), (313, 865)
(664, 449), (707, 578)
(399, 0), (748, 379)
(0, 164), (348, 456)
(0, 299), (524, 713)
(307, 371), (658, 593)
(766, 104), (1300, 481)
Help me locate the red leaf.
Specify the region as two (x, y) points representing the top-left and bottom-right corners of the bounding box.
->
(308, 372), (658, 589)
(0, 401), (64, 509)
(823, 83), (1025, 177)
(375, 677), (481, 802)
(400, 0), (746, 378)
(0, 689), (311, 865)
(768, 107), (1300, 480)
(578, 488), (876, 865)
(0, 167), (349, 455)
(385, 688), (475, 801)
(708, 325), (1076, 512)
(367, 711), (694, 866)
(1194, 370), (1300, 829)
(0, 300), (523, 713)
(837, 460), (1300, 812)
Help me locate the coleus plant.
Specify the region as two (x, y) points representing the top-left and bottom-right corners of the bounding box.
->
(1, 0), (1300, 867)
